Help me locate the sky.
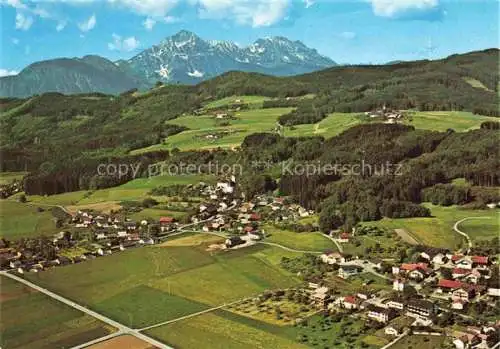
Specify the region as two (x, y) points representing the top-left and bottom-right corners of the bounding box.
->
(0, 0), (499, 76)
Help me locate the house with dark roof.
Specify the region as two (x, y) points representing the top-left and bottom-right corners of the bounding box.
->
(406, 299), (436, 319)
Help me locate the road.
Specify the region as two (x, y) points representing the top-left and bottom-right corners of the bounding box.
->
(0, 271), (174, 349)
(325, 232), (344, 253)
(257, 241), (323, 254)
(380, 330), (409, 349)
(453, 216), (491, 250)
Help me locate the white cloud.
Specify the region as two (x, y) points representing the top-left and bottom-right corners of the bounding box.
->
(11, 37), (19, 44)
(304, 0), (314, 9)
(196, 0), (290, 27)
(78, 13), (96, 32)
(143, 17), (156, 30)
(15, 12), (33, 30)
(339, 31), (356, 40)
(0, 68), (19, 77)
(108, 33), (140, 52)
(56, 21), (67, 31)
(368, 0), (439, 17)
(108, 0), (179, 17)
(163, 15), (180, 23)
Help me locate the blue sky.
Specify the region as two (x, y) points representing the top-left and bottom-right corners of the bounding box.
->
(0, 0), (498, 76)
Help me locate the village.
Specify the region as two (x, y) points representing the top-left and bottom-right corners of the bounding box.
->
(0, 175), (499, 349)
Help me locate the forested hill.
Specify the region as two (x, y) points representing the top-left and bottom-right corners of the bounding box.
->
(199, 48), (499, 123)
(0, 49), (498, 177)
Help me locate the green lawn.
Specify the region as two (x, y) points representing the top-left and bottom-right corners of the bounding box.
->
(403, 111), (497, 132)
(0, 171), (27, 185)
(263, 225), (336, 252)
(0, 276), (113, 349)
(132, 107), (292, 153)
(24, 243), (299, 327)
(284, 113), (364, 138)
(369, 203), (499, 248)
(283, 111), (495, 140)
(150, 246), (300, 305)
(93, 285), (209, 328)
(146, 311), (308, 349)
(0, 201), (58, 240)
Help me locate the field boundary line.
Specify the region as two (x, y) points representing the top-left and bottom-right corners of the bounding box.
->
(137, 297), (251, 331)
(0, 271), (174, 349)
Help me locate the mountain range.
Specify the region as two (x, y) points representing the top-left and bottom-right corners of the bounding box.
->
(0, 30), (336, 98)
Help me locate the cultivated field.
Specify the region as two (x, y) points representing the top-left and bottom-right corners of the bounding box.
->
(370, 203), (499, 248)
(146, 311), (308, 349)
(88, 335), (154, 349)
(0, 276), (113, 349)
(0, 201), (59, 240)
(403, 111), (497, 132)
(132, 107), (293, 153)
(263, 225), (337, 252)
(24, 240), (300, 328)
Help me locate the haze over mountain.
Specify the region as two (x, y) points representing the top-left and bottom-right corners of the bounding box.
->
(0, 30), (336, 98)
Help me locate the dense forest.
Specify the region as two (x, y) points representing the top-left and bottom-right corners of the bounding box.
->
(0, 49), (498, 227)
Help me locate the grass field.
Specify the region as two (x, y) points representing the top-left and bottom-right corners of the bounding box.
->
(403, 111), (497, 132)
(284, 113), (364, 138)
(24, 241), (299, 328)
(132, 107), (292, 153)
(0, 276), (113, 349)
(264, 225), (336, 252)
(390, 335), (445, 349)
(146, 310), (308, 349)
(146, 310), (376, 349)
(283, 111), (496, 139)
(0, 201), (58, 240)
(0, 171), (27, 185)
(204, 95), (272, 109)
(368, 203), (499, 248)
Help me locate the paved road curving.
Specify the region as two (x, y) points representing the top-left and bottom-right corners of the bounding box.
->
(453, 216), (492, 250)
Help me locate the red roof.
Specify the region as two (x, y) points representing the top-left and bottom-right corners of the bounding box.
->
(244, 226), (254, 232)
(160, 217), (174, 223)
(344, 296), (357, 304)
(340, 233), (350, 239)
(452, 254), (464, 262)
(250, 213), (261, 221)
(401, 263), (428, 271)
(472, 256), (488, 265)
(438, 279), (463, 289)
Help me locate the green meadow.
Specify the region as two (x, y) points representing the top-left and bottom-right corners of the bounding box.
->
(263, 225), (336, 252)
(0, 171), (27, 185)
(204, 95), (272, 109)
(369, 203), (499, 248)
(24, 240), (300, 328)
(403, 111), (497, 132)
(0, 276), (113, 349)
(0, 201), (59, 240)
(132, 107), (292, 153)
(146, 310), (376, 349)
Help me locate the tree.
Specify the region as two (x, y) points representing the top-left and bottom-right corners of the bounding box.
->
(18, 194), (27, 203)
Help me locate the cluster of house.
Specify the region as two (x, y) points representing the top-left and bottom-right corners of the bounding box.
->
(0, 210), (181, 274)
(315, 249), (499, 348)
(391, 252), (497, 310)
(364, 105), (403, 124)
(191, 179), (313, 248)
